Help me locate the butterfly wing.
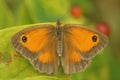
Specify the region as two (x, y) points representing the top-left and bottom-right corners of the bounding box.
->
(63, 24), (108, 59)
(11, 25), (59, 74)
(62, 24), (108, 74)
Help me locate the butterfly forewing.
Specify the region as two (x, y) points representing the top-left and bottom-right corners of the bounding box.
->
(63, 24), (108, 60)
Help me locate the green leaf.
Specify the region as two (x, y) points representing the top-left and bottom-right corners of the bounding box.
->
(0, 23), (71, 80)
(0, 0), (14, 29)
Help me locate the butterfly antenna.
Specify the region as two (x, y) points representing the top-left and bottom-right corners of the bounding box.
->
(56, 10), (69, 23)
(38, 6), (69, 23)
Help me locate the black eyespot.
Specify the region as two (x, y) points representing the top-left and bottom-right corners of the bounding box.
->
(22, 36), (27, 42)
(92, 35), (97, 42)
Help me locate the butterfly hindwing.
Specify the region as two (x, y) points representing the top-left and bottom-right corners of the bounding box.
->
(32, 36), (59, 74)
(62, 35), (90, 74)
(11, 24), (59, 74)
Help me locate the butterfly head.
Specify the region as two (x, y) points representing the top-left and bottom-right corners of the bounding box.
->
(56, 20), (61, 27)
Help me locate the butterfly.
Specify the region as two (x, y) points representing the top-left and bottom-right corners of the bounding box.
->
(11, 21), (108, 74)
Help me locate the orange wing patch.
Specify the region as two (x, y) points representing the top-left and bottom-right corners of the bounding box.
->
(39, 50), (53, 63)
(20, 27), (53, 53)
(66, 27), (99, 52)
(69, 50), (81, 62)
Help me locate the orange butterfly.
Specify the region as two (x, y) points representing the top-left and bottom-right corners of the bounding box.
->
(11, 21), (108, 74)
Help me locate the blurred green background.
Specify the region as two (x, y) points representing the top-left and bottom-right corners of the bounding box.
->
(0, 0), (120, 80)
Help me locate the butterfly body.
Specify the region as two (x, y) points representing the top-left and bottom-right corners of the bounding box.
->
(11, 21), (108, 74)
(54, 21), (63, 57)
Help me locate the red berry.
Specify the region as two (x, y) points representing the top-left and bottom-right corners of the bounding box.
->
(96, 22), (111, 36)
(70, 6), (82, 18)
